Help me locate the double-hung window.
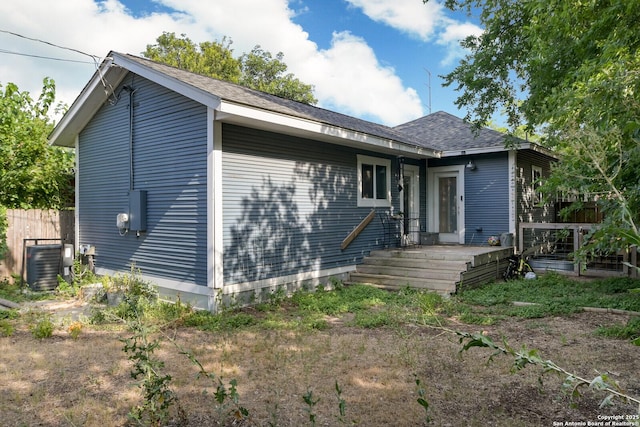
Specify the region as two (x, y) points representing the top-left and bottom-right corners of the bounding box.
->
(357, 155), (391, 207)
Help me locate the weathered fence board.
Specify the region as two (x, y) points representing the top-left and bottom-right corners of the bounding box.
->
(0, 209), (75, 279)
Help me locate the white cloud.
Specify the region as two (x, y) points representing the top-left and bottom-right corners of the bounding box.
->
(345, 0), (446, 41)
(345, 0), (483, 66)
(0, 0), (425, 126)
(0, 0), (200, 113)
(300, 31), (423, 124)
(154, 0), (424, 123)
(436, 20), (483, 66)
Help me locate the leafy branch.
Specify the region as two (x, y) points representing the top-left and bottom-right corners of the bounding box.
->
(433, 326), (640, 414)
(121, 311), (179, 426)
(164, 332), (253, 425)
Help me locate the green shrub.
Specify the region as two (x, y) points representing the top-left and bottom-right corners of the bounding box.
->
(56, 276), (80, 297)
(0, 318), (14, 336)
(31, 316), (54, 339)
(353, 309), (397, 328)
(183, 310), (256, 332)
(0, 309), (18, 320)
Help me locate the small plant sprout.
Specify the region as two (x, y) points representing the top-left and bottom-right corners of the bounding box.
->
(414, 374), (431, 424)
(335, 380), (347, 424)
(303, 388), (320, 426)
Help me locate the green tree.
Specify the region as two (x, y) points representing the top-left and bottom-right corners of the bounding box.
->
(0, 78), (74, 258)
(143, 32), (316, 104)
(0, 78), (74, 209)
(143, 32), (241, 83)
(433, 0), (640, 256)
(239, 45), (317, 104)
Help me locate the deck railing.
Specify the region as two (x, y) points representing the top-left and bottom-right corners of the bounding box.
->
(518, 222), (638, 277)
(378, 213), (423, 248)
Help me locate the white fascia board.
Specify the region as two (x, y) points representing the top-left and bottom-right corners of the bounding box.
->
(441, 146), (508, 157)
(442, 142), (557, 159)
(110, 52), (221, 110)
(217, 101), (439, 158)
(525, 143), (557, 159)
(50, 53), (223, 147)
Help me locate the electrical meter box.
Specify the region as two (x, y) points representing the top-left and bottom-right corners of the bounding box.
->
(128, 190), (147, 231)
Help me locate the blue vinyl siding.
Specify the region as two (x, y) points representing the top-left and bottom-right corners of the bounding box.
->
(428, 153), (510, 244)
(464, 153), (510, 244)
(78, 74), (208, 285)
(222, 124), (399, 284)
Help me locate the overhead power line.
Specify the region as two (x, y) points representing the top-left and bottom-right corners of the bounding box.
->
(0, 29), (100, 62)
(0, 48), (96, 64)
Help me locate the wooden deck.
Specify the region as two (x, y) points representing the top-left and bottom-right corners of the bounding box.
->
(348, 245), (513, 296)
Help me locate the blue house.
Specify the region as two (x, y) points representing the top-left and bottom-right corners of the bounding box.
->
(50, 52), (555, 310)
(396, 111), (556, 245)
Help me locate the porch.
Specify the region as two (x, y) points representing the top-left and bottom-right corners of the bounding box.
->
(348, 245), (513, 296)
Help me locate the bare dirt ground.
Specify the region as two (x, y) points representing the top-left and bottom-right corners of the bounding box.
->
(1, 303), (639, 426)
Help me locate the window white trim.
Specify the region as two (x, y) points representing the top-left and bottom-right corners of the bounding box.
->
(357, 155), (391, 207)
(532, 165), (543, 204)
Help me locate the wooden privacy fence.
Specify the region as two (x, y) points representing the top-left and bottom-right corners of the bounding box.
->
(0, 209), (75, 280)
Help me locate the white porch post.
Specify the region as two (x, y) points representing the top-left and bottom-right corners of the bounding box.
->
(508, 150), (517, 237)
(207, 108), (224, 311)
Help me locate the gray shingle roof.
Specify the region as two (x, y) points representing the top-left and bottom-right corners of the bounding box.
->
(393, 111), (510, 152)
(121, 53), (428, 147)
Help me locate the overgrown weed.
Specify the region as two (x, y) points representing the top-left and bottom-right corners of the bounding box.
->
(596, 317), (640, 345)
(458, 274), (640, 317)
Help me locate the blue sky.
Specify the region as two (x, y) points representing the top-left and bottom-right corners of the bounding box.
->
(0, 0), (483, 126)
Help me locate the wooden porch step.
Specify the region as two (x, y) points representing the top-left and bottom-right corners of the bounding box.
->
(347, 273), (456, 295)
(362, 256), (469, 271)
(368, 248), (472, 261)
(369, 247), (513, 267)
(349, 246), (513, 295)
(356, 264), (462, 281)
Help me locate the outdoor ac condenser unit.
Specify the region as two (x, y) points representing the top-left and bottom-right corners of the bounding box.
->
(26, 244), (62, 291)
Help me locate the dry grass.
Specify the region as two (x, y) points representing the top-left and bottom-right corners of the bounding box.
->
(1, 303), (639, 426)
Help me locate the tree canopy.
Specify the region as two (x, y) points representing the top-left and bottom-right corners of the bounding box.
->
(0, 78), (74, 258)
(0, 78), (74, 210)
(143, 32), (317, 104)
(434, 0), (640, 254)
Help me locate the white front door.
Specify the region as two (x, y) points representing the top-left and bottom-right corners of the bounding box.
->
(401, 165), (420, 244)
(428, 165), (465, 244)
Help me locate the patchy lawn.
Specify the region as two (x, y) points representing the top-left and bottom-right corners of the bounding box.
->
(1, 279), (639, 426)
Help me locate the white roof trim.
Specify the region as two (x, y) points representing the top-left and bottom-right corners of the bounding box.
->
(217, 101), (440, 158)
(441, 142), (557, 159)
(110, 52), (221, 110)
(50, 52), (222, 148)
(51, 51), (438, 158)
(49, 57), (127, 147)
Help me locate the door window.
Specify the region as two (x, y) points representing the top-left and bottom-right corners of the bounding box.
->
(438, 176), (457, 233)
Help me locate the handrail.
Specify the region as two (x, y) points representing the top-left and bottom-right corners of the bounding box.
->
(341, 209), (376, 250)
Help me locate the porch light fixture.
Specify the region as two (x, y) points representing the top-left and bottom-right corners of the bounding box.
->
(466, 160), (476, 171)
